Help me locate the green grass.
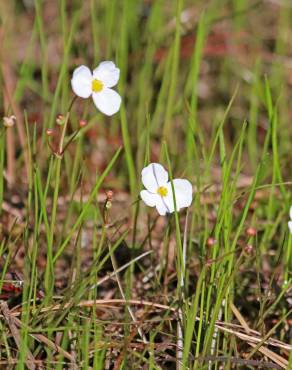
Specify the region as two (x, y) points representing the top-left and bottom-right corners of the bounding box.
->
(0, 0), (291, 369)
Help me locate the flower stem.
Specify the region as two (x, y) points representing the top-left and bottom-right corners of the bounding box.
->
(177, 209), (189, 370)
(58, 112), (69, 155)
(44, 97), (76, 297)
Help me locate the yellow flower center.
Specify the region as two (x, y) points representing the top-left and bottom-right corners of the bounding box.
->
(92, 79), (103, 93)
(157, 186), (168, 197)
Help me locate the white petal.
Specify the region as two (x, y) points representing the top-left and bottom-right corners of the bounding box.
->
(155, 197), (169, 216)
(289, 206), (292, 220)
(140, 190), (169, 216)
(92, 88), (121, 116)
(164, 179), (193, 213)
(140, 190), (159, 207)
(288, 221), (292, 234)
(173, 179), (193, 209)
(141, 163), (168, 193)
(93, 61), (120, 88)
(71, 65), (92, 98)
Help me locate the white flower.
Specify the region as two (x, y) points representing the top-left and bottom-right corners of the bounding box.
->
(71, 61), (121, 116)
(288, 206), (292, 234)
(140, 163), (193, 216)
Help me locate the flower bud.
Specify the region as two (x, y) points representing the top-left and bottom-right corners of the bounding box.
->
(3, 115), (16, 128)
(106, 190), (114, 201)
(56, 114), (65, 125)
(206, 237), (216, 247)
(46, 128), (54, 137)
(246, 227), (257, 237)
(79, 119), (87, 128)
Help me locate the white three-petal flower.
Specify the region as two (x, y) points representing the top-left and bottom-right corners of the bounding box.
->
(288, 206), (292, 234)
(140, 163), (193, 216)
(71, 61), (121, 116)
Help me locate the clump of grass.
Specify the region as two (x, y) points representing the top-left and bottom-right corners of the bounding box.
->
(0, 1), (291, 369)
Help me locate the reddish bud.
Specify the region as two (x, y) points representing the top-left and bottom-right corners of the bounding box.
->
(246, 227), (257, 237)
(79, 119), (87, 128)
(106, 190), (114, 200)
(46, 128), (54, 137)
(56, 114), (65, 125)
(207, 237), (216, 247)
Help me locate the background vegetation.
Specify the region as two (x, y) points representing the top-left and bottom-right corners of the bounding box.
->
(0, 0), (291, 368)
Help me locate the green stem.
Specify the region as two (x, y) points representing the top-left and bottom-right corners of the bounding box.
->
(44, 106), (72, 296)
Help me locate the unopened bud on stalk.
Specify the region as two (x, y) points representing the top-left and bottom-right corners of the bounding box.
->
(46, 128), (54, 137)
(105, 190), (114, 209)
(106, 190), (114, 200)
(79, 119), (87, 128)
(3, 115), (16, 128)
(206, 237), (216, 247)
(56, 114), (65, 125)
(246, 227), (257, 237)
